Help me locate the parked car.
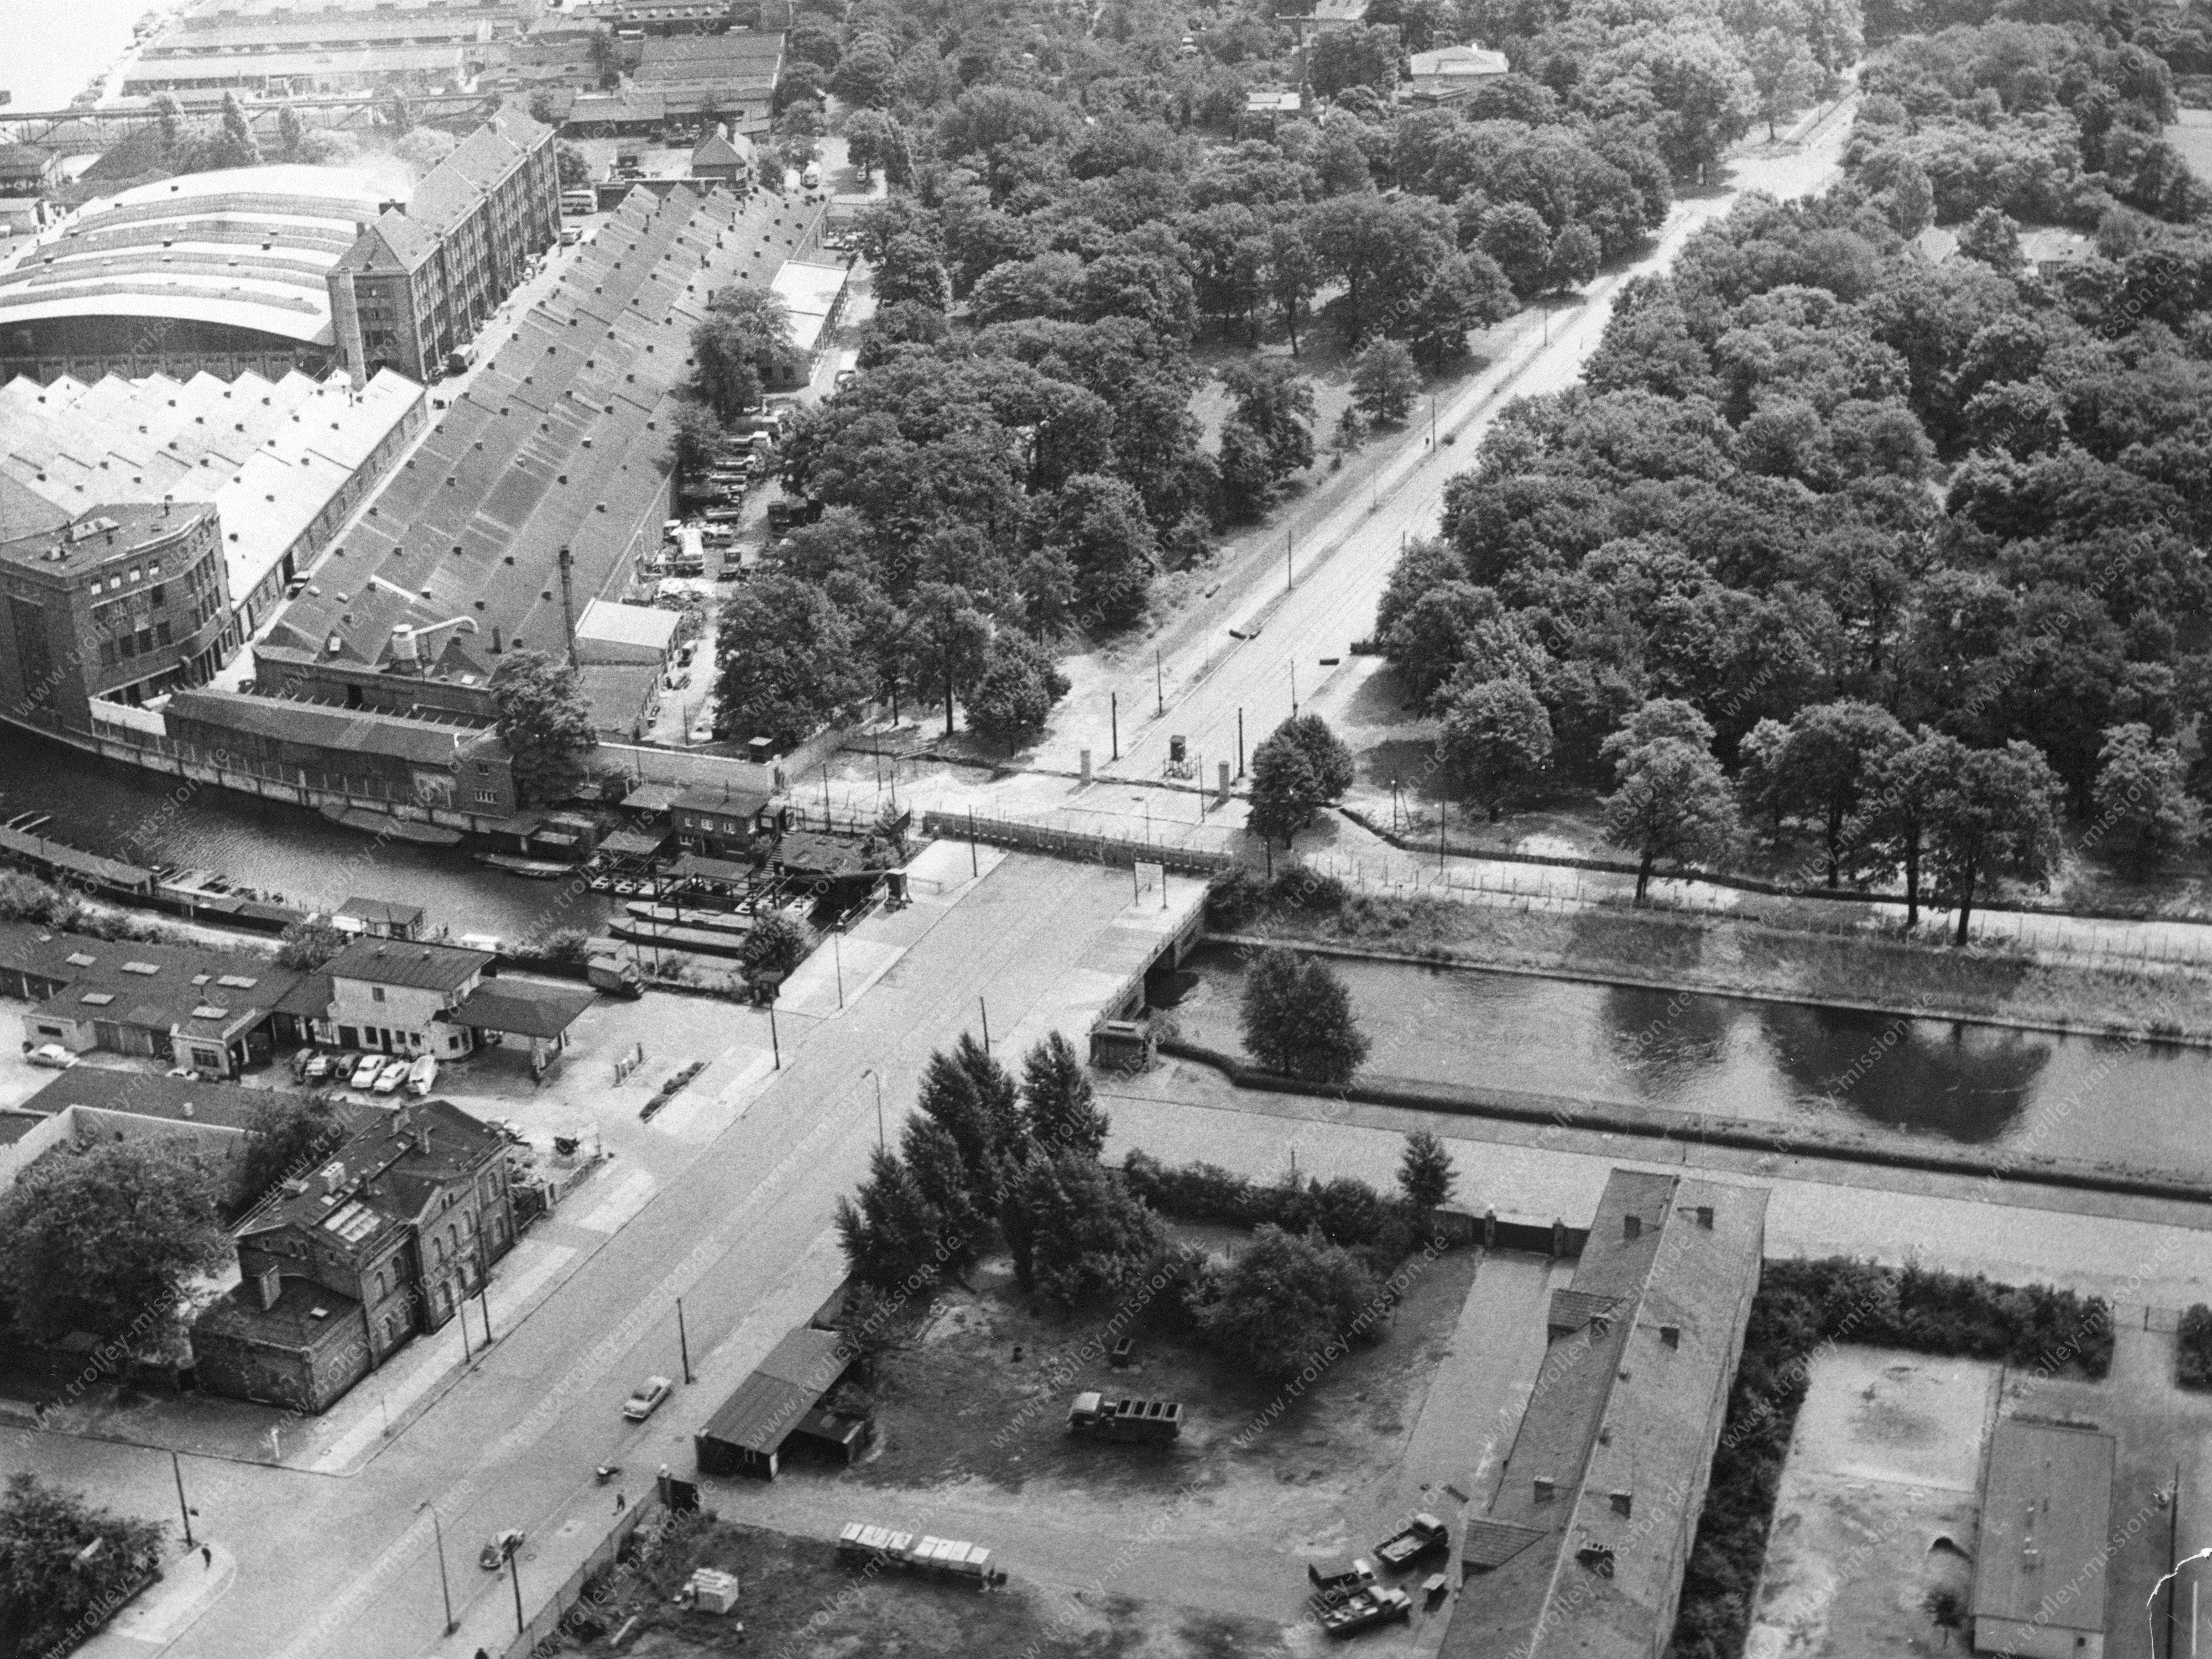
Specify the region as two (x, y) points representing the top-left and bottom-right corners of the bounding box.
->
(301, 1050), (336, 1081)
(24, 1044), (75, 1070)
(406, 1053), (438, 1096)
(349, 1053), (386, 1089)
(479, 1530), (525, 1571)
(622, 1376), (674, 1421)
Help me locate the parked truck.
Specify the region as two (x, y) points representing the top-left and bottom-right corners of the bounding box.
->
(587, 954), (644, 997)
(1313, 1587), (1412, 1638)
(1067, 1392), (1182, 1443)
(1374, 1514), (1448, 1571)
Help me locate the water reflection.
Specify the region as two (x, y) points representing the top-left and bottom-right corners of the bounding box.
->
(1749, 1003), (2051, 1144)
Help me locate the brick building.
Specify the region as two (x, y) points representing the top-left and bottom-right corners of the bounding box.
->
(0, 502), (232, 735)
(326, 108), (562, 383)
(158, 687), (519, 821)
(194, 1098), (520, 1412)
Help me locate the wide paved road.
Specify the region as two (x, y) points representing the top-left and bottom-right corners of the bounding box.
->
(57, 853), (1158, 1659)
(1040, 106), (1861, 786)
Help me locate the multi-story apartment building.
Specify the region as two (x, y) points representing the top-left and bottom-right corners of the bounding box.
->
(326, 108), (561, 383)
(0, 502), (232, 734)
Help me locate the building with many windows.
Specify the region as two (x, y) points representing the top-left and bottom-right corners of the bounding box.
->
(326, 107), (561, 383)
(0, 500), (232, 733)
(194, 1097), (521, 1412)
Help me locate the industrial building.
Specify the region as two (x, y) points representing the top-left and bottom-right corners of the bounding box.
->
(0, 499), (233, 732)
(1441, 1170), (1768, 1659)
(326, 107), (562, 383)
(0, 366), (425, 633)
(1970, 1421), (2114, 1659)
(0, 919), (305, 1077)
(122, 0), (538, 101)
(0, 164), (399, 384)
(252, 183), (829, 727)
(631, 30), (785, 134)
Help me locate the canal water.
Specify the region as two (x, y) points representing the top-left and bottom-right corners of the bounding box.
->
(0, 725), (619, 945)
(1179, 942), (2212, 1178)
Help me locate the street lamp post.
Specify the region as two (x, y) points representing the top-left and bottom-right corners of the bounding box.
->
(169, 1451), (195, 1550)
(676, 1297), (694, 1385)
(508, 1542), (525, 1635)
(832, 928), (843, 1009)
(431, 1509), (457, 1635)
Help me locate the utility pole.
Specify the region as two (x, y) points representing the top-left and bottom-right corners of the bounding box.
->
(432, 1509), (457, 1635)
(1285, 528), (1293, 592)
(676, 1297), (693, 1385)
(967, 807), (978, 875)
(1237, 708), (1244, 778)
(509, 1543), (526, 1635)
(1110, 691), (1118, 761)
(979, 997), (991, 1055)
(1155, 647), (1163, 716)
(170, 1451), (195, 1550)
(768, 995), (780, 1069)
(833, 928), (843, 1009)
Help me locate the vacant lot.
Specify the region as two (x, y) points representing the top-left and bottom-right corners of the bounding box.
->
(855, 1238), (1475, 1502)
(564, 1516), (1288, 1659)
(1746, 1347), (1998, 1659)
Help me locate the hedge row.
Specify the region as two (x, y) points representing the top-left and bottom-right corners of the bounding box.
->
(1119, 1150), (1418, 1269)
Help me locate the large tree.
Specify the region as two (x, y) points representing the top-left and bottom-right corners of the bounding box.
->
(490, 649), (597, 807)
(2091, 723), (2201, 870)
(1193, 1223), (1384, 1379)
(240, 1094), (346, 1209)
(1599, 700), (1737, 904)
(1777, 701), (1907, 890)
(1397, 1130), (1456, 1211)
(714, 575), (872, 750)
(0, 1142), (231, 1350)
(966, 632), (1070, 752)
(1437, 676), (1554, 821)
(1350, 339), (1420, 426)
(690, 285), (795, 421)
(0, 1475), (164, 1658)
(1924, 740), (2062, 946)
(1004, 1150), (1164, 1307)
(1239, 946), (1370, 1085)
(1247, 714), (1356, 846)
(1018, 1032), (1109, 1157)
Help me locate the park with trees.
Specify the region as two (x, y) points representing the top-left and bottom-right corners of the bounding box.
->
(713, 0), (1865, 757)
(1358, 6), (2212, 922)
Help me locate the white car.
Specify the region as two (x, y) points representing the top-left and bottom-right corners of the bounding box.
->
(349, 1053), (386, 1089)
(406, 1053), (438, 1097)
(24, 1044), (76, 1070)
(372, 1057), (411, 1094)
(622, 1376), (674, 1421)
